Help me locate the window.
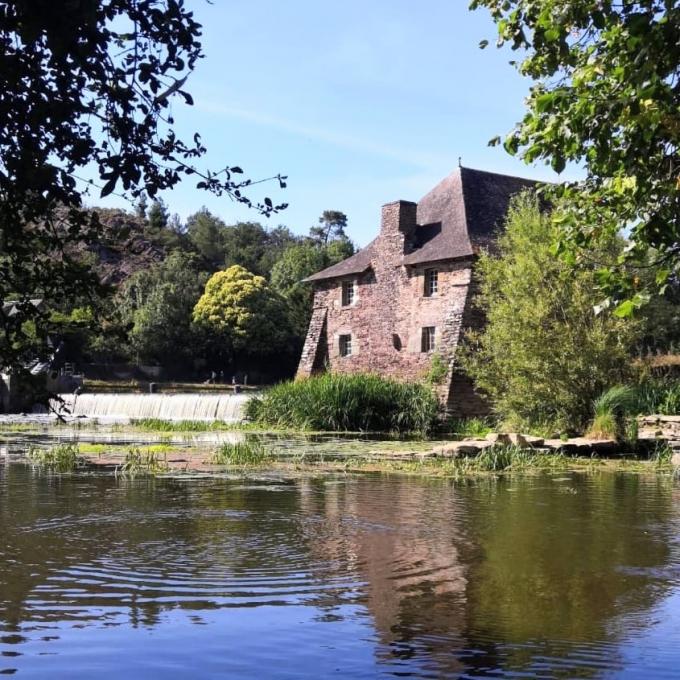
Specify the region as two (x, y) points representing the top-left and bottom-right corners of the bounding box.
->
(424, 269), (438, 297)
(339, 334), (353, 357)
(421, 326), (436, 353)
(341, 280), (355, 306)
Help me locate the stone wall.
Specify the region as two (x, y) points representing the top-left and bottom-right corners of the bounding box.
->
(296, 199), (490, 414)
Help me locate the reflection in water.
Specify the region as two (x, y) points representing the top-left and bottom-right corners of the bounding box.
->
(0, 465), (679, 678)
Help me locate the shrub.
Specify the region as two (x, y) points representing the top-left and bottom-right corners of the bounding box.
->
(246, 373), (439, 434)
(460, 194), (641, 433)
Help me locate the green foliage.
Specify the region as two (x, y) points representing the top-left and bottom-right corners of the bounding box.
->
(186, 208), (226, 268)
(460, 194), (641, 432)
(147, 198), (169, 232)
(309, 210), (349, 246)
(209, 440), (272, 465)
(222, 223), (298, 277)
(634, 378), (680, 415)
(117, 447), (169, 477)
(425, 353), (449, 386)
(453, 446), (566, 473)
(446, 417), (494, 439)
(193, 265), (293, 361)
(247, 373), (439, 434)
(593, 386), (639, 420)
(134, 419), (233, 432)
(122, 252), (208, 366)
(472, 0), (680, 308)
(28, 444), (80, 472)
(0, 1), (284, 375)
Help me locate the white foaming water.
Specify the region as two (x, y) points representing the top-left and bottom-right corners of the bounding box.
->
(53, 392), (251, 422)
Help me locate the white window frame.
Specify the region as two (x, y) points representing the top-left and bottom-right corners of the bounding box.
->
(339, 334), (353, 357)
(424, 269), (438, 297)
(421, 326), (436, 353)
(341, 279), (356, 307)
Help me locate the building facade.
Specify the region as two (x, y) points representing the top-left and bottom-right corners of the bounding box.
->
(296, 166), (535, 416)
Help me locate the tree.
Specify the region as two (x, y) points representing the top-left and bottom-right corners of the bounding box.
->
(472, 0), (680, 313)
(192, 265), (293, 364)
(461, 194), (640, 432)
(147, 198), (169, 233)
(271, 239), (356, 339)
(222, 222), (299, 277)
(271, 244), (328, 338)
(122, 252), (207, 369)
(0, 1), (286, 377)
(186, 208), (226, 268)
(309, 210), (349, 246)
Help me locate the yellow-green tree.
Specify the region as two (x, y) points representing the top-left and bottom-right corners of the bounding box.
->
(192, 265), (293, 362)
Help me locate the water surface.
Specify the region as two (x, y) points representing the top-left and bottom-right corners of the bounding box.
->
(1, 464), (679, 678)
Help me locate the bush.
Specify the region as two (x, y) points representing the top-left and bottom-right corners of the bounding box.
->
(246, 373), (439, 434)
(461, 194), (641, 433)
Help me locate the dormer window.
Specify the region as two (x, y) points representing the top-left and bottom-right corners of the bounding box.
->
(341, 280), (355, 306)
(424, 269), (438, 297)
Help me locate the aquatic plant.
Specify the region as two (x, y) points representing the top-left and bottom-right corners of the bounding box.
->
(28, 444), (80, 472)
(117, 447), (169, 476)
(133, 418), (233, 432)
(446, 417), (493, 439)
(209, 440), (272, 465)
(246, 373), (439, 435)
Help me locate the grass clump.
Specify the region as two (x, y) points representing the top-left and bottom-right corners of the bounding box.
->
(587, 385), (639, 440)
(28, 444), (81, 472)
(209, 440), (272, 465)
(117, 447), (169, 476)
(133, 418), (233, 432)
(246, 373), (439, 434)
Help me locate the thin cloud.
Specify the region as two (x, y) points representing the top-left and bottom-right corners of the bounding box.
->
(196, 101), (449, 169)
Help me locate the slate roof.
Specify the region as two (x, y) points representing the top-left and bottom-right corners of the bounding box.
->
(305, 166), (537, 282)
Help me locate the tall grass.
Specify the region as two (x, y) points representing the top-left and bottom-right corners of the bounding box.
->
(117, 447), (169, 476)
(446, 417), (494, 439)
(634, 378), (680, 415)
(209, 441), (272, 465)
(246, 373), (439, 434)
(588, 385), (638, 440)
(133, 419), (233, 432)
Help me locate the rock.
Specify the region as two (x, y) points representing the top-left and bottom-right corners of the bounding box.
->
(485, 433), (511, 445)
(672, 452), (680, 467)
(508, 433), (545, 448)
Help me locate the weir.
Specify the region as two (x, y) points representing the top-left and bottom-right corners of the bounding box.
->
(53, 392), (251, 422)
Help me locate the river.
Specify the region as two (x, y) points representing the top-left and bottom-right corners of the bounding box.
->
(1, 462), (679, 678)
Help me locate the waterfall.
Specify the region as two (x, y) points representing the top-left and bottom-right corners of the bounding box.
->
(52, 392), (251, 422)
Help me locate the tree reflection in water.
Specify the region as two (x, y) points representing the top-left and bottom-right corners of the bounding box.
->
(0, 465), (678, 678)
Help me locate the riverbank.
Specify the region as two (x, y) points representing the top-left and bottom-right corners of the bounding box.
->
(15, 440), (677, 479)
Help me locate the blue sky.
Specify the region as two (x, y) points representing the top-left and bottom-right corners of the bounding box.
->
(95, 1), (579, 247)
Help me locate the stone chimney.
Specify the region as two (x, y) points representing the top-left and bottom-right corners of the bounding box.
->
(380, 200), (417, 259)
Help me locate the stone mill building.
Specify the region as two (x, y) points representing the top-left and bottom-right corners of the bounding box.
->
(296, 166), (536, 415)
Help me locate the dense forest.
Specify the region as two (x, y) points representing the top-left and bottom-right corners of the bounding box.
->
(51, 199), (354, 383)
